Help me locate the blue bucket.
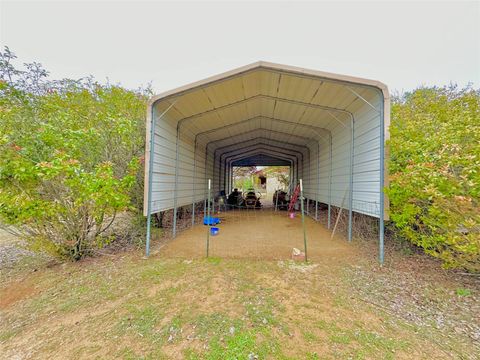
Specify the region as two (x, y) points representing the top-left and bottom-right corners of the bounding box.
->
(204, 216), (220, 225)
(210, 227), (219, 236)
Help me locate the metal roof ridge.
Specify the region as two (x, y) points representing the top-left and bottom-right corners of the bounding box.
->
(148, 61), (389, 107)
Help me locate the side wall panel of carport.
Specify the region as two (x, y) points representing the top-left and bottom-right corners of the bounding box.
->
(301, 135), (331, 220)
(148, 103), (212, 218)
(349, 92), (384, 218)
(299, 90), (384, 221)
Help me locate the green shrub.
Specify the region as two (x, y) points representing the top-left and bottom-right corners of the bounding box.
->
(0, 48), (148, 260)
(388, 86), (480, 271)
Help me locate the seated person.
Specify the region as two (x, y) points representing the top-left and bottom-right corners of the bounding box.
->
(227, 188), (240, 205)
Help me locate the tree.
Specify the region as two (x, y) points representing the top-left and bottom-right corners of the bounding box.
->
(232, 166), (257, 190)
(263, 166), (290, 189)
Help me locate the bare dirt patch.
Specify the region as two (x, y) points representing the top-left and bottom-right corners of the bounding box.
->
(0, 279), (37, 309)
(159, 208), (355, 262)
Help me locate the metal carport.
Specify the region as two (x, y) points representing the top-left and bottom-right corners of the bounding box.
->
(144, 61), (390, 262)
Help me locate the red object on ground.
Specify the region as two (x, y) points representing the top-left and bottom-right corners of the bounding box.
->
(288, 185), (300, 214)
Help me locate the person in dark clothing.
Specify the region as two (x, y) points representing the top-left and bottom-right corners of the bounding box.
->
(227, 188), (240, 206)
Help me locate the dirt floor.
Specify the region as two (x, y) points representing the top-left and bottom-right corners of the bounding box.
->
(1, 214), (479, 359)
(160, 208), (351, 262)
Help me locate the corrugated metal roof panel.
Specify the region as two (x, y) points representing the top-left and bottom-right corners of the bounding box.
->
(145, 62), (389, 224)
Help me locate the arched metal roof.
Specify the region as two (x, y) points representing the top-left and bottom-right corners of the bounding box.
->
(144, 61), (390, 262)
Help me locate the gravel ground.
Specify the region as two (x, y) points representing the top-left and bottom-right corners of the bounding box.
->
(0, 229), (44, 269)
(348, 242), (480, 358)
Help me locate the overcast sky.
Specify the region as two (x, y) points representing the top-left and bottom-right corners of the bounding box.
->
(1, 1), (479, 94)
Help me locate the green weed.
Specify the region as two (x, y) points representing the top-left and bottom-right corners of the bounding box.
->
(455, 288), (472, 296)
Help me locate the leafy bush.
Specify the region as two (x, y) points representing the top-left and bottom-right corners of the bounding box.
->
(388, 86), (480, 271)
(0, 47), (148, 260)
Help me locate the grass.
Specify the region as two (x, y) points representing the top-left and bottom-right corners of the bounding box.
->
(316, 319), (408, 358)
(455, 288), (472, 297)
(0, 249), (478, 359)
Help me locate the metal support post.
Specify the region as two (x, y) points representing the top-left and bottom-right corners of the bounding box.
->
(328, 133), (332, 229)
(300, 179), (307, 262)
(206, 179), (211, 257)
(348, 119), (354, 241)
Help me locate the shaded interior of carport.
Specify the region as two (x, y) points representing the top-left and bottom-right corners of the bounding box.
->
(144, 62), (390, 262)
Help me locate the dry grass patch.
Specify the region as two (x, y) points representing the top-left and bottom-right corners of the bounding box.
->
(1, 240), (478, 359)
